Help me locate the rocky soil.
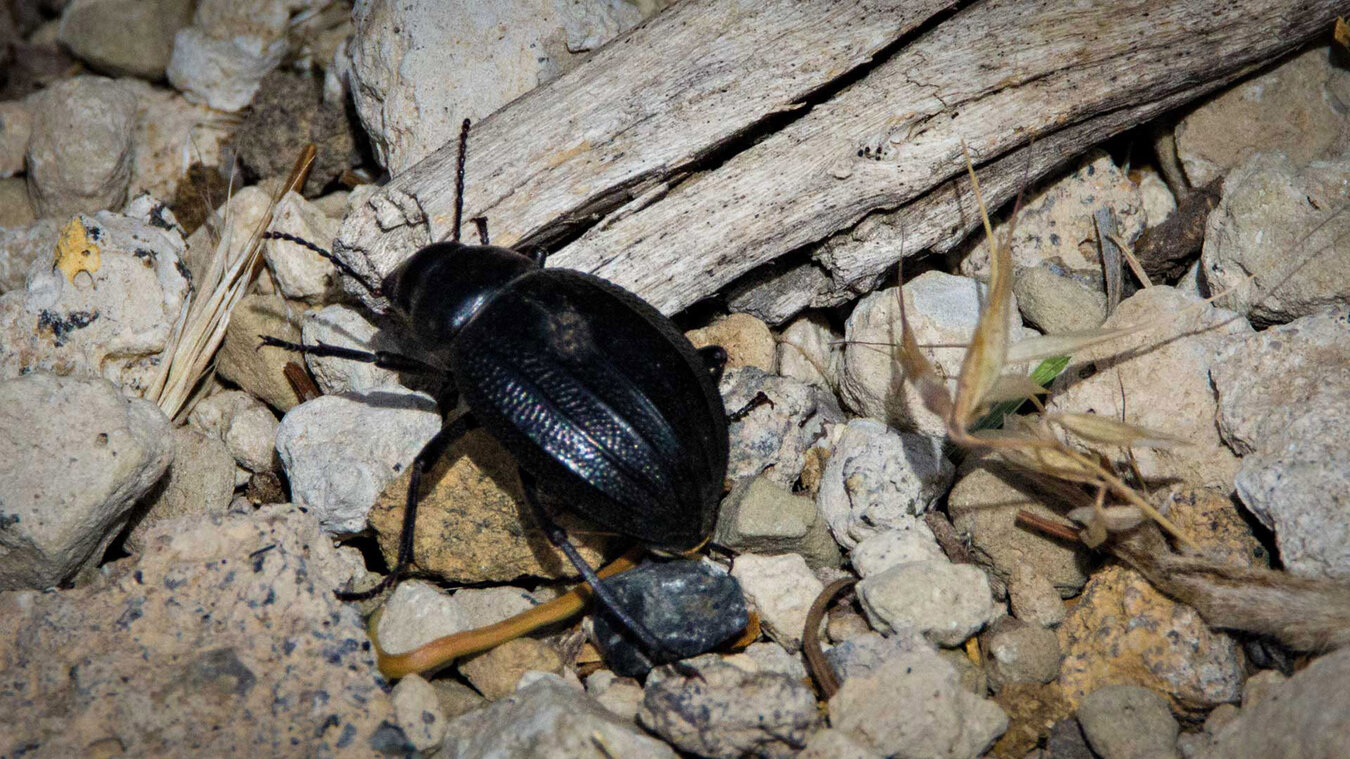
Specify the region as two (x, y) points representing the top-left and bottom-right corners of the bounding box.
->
(2, 2), (1349, 758)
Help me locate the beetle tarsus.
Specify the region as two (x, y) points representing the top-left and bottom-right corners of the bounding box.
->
(728, 391), (774, 422)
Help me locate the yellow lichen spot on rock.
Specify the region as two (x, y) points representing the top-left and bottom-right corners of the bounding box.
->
(54, 217), (101, 283)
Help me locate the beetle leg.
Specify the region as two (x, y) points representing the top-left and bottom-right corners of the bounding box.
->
(527, 247), (548, 268)
(728, 391), (774, 422)
(472, 216), (490, 246)
(517, 469), (676, 661)
(337, 411), (480, 601)
(697, 345), (728, 382)
(257, 336), (446, 377)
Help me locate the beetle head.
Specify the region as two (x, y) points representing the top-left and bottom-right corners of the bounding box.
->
(384, 242), (536, 345)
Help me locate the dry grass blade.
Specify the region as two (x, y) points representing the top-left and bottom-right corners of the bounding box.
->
(1047, 411), (1191, 449)
(1004, 326), (1146, 364)
(148, 146), (317, 421)
(980, 374), (1053, 405)
(892, 268), (954, 421)
(949, 142), (1013, 432)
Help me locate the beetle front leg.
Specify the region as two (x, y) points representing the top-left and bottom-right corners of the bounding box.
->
(337, 411), (479, 601)
(258, 336), (447, 377)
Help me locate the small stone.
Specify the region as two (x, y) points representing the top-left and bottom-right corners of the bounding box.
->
(0, 373), (173, 590)
(187, 389), (279, 473)
(276, 388), (441, 536)
(58, 0), (195, 79)
(1049, 286), (1253, 488)
(947, 459), (1090, 595)
(1013, 264), (1107, 334)
(452, 586), (538, 629)
(0, 217), (58, 293)
(827, 606), (872, 643)
(825, 631), (934, 686)
(686, 312), (777, 372)
(440, 675), (677, 758)
(0, 206), (191, 395)
(215, 293), (305, 412)
(731, 552), (824, 651)
(640, 654), (821, 759)
(714, 475), (840, 568)
(0, 177), (34, 228)
(1212, 306), (1350, 580)
(938, 647), (989, 696)
(391, 674), (446, 753)
(0, 505), (398, 755)
(1076, 685), (1180, 759)
(585, 669), (643, 722)
(375, 579), (469, 656)
(0, 99), (34, 178)
(166, 0), (291, 111)
(721, 366), (844, 488)
(960, 150), (1145, 277)
(990, 682), (1074, 759)
(368, 428), (611, 583)
(1198, 648), (1350, 759)
(815, 419), (953, 549)
(857, 559), (998, 647)
(235, 70), (358, 195)
(776, 311), (842, 391)
(1202, 152), (1350, 324)
(347, 0), (645, 173)
(1176, 46), (1350, 187)
(737, 640), (808, 681)
(123, 425), (235, 554)
(433, 678), (488, 722)
(1241, 669), (1288, 709)
(1007, 566), (1066, 627)
(590, 559), (749, 677)
(1136, 165), (1177, 227)
(25, 76), (138, 217)
(460, 637), (565, 701)
(798, 728), (882, 759)
(982, 617), (1062, 690)
(124, 81), (235, 201)
(831, 648), (1008, 759)
(839, 272), (1030, 435)
(850, 519), (946, 578)
(1047, 718), (1095, 759)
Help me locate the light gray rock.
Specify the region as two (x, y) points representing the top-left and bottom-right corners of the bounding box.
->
(830, 648), (1008, 759)
(799, 728), (882, 759)
(347, 0), (644, 174)
(639, 654), (820, 759)
(188, 389), (279, 473)
(1049, 286), (1253, 487)
(123, 79), (235, 200)
(721, 366), (843, 488)
(734, 640), (809, 682)
(1203, 152), (1350, 324)
(849, 519), (946, 578)
(982, 617), (1062, 690)
(0, 177), (35, 228)
(1212, 306), (1350, 580)
(1007, 566), (1066, 627)
(452, 586), (538, 630)
(58, 0), (194, 79)
(959, 150), (1146, 277)
(816, 419), (953, 549)
(686, 312), (777, 373)
(0, 201), (191, 395)
(776, 311), (842, 391)
(166, 0), (295, 111)
(824, 631), (935, 686)
(715, 475), (840, 569)
(375, 579), (470, 656)
(123, 425), (236, 554)
(731, 552), (824, 651)
(839, 271), (1032, 435)
(300, 304), (415, 395)
(948, 460), (1090, 595)
(392, 674), (447, 754)
(1176, 46), (1350, 188)
(0, 504), (402, 757)
(1137, 165), (1176, 228)
(25, 76), (138, 217)
(1076, 685), (1180, 759)
(0, 217), (59, 294)
(264, 191), (342, 302)
(0, 99), (33, 178)
(0, 373), (173, 590)
(584, 669), (643, 722)
(275, 388), (441, 535)
(1013, 264), (1107, 334)
(1199, 647), (1350, 759)
(440, 675), (677, 759)
(215, 292), (305, 412)
(857, 559), (998, 647)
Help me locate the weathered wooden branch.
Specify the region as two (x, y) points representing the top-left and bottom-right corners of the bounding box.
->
(338, 0), (1349, 320)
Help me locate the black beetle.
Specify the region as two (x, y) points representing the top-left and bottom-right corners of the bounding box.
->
(263, 120), (743, 657)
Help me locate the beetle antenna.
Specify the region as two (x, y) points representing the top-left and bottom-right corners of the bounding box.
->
(453, 118), (471, 243)
(262, 231), (383, 296)
(473, 216), (489, 246)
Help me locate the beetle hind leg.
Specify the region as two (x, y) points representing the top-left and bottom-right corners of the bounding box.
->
(518, 469), (676, 661)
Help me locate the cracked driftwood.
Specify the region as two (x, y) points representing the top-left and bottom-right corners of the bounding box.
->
(337, 0), (1349, 323)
